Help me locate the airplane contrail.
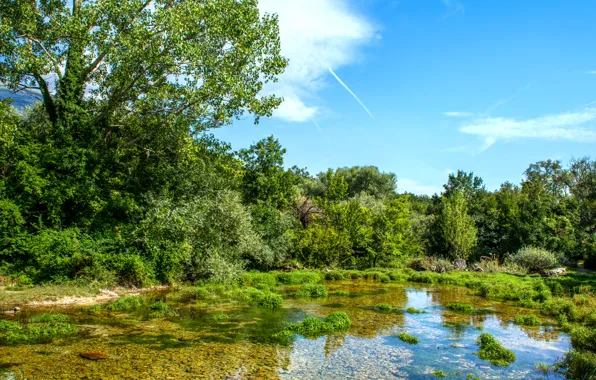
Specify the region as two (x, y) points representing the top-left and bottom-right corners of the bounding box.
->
(328, 68), (375, 120)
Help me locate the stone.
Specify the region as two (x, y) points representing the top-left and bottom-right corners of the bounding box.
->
(471, 264), (484, 272)
(453, 259), (467, 271)
(544, 267), (567, 277)
(80, 352), (109, 360)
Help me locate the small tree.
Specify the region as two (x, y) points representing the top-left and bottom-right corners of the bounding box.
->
(440, 190), (477, 260)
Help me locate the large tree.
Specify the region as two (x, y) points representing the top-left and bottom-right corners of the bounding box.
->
(0, 0), (286, 130)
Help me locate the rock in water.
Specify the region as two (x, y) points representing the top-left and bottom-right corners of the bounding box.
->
(80, 352), (109, 360)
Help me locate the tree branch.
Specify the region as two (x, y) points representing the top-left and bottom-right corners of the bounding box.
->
(17, 35), (63, 77)
(33, 72), (58, 123)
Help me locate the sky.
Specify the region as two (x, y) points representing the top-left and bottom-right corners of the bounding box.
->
(214, 0), (596, 195)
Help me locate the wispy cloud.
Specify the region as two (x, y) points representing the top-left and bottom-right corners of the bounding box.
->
(440, 0), (465, 17)
(328, 68), (374, 120)
(459, 107), (596, 151)
(443, 111), (473, 117)
(589, 71), (596, 74)
(258, 0), (376, 122)
(399, 178), (442, 195)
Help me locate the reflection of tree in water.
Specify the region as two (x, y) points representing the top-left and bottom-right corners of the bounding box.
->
(520, 325), (560, 342)
(324, 334), (346, 358)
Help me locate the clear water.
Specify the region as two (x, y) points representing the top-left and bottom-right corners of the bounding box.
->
(0, 281), (569, 379)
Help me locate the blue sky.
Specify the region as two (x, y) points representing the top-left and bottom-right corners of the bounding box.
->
(214, 0), (596, 195)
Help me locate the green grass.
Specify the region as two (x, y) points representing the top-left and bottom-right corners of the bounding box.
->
(212, 313), (230, 321)
(150, 300), (169, 311)
(0, 284), (100, 304)
(446, 303), (474, 314)
(477, 333), (516, 366)
(104, 295), (144, 312)
(335, 290), (350, 296)
(406, 307), (422, 314)
(514, 314), (542, 326)
(274, 271), (320, 285)
(397, 332), (419, 344)
(0, 317), (77, 345)
(28, 314), (70, 324)
(295, 283), (328, 298)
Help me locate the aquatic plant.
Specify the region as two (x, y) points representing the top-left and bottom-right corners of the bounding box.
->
(324, 271), (347, 280)
(255, 293), (283, 310)
(558, 350), (596, 380)
(477, 333), (516, 366)
(87, 304), (101, 313)
(28, 314), (70, 324)
(105, 296), (145, 312)
(514, 314), (541, 326)
(296, 283), (328, 298)
(277, 311), (351, 340)
(239, 272), (277, 288)
(432, 370), (446, 378)
(406, 307), (422, 314)
(195, 287), (211, 300)
(212, 313), (230, 321)
(150, 301), (169, 311)
(335, 290), (350, 296)
(397, 332), (419, 344)
(446, 302), (474, 314)
(375, 303), (392, 312)
(535, 362), (551, 375)
(0, 318), (77, 345)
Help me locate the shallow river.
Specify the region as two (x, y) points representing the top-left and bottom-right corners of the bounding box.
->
(0, 281), (569, 379)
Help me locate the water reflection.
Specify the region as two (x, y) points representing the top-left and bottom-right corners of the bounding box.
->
(0, 281), (570, 379)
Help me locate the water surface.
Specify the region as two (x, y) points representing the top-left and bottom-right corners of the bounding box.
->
(0, 281), (569, 379)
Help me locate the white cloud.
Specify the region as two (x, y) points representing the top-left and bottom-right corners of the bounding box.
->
(258, 0), (376, 122)
(588, 71), (596, 74)
(459, 107), (596, 151)
(443, 111), (473, 117)
(399, 178), (442, 195)
(328, 67), (374, 119)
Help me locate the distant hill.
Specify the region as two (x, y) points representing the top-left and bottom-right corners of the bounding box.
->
(0, 88), (41, 109)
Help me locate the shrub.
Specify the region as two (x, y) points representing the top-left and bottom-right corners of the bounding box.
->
(255, 293), (283, 310)
(514, 315), (541, 326)
(275, 271), (320, 285)
(324, 271), (346, 280)
(559, 350), (596, 380)
(505, 247), (559, 272)
(397, 332), (418, 344)
(568, 326), (596, 351)
(296, 283), (328, 298)
(105, 296), (144, 312)
(446, 303), (474, 314)
(196, 287), (211, 300)
(239, 272), (276, 288)
(477, 333), (516, 366)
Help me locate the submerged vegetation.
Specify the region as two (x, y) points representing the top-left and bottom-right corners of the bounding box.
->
(446, 303), (475, 314)
(274, 311), (351, 342)
(0, 314), (76, 345)
(514, 314), (542, 326)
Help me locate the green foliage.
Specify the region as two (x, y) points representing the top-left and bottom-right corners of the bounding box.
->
(446, 303), (474, 314)
(505, 247), (559, 272)
(28, 314), (69, 324)
(559, 350), (596, 380)
(397, 332), (419, 344)
(439, 190), (478, 260)
(105, 296), (144, 312)
(375, 303), (393, 312)
(0, 317), (77, 345)
(282, 311), (351, 338)
(212, 313), (230, 321)
(514, 315), (542, 326)
(477, 333), (516, 366)
(335, 290), (350, 296)
(275, 271), (320, 285)
(432, 370), (447, 378)
(150, 301), (169, 311)
(296, 284), (328, 298)
(255, 293), (283, 310)
(406, 307), (422, 314)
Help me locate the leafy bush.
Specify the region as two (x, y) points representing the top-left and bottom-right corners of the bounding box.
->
(477, 333), (516, 366)
(446, 303), (474, 314)
(397, 332), (419, 344)
(505, 247), (559, 272)
(559, 350), (596, 380)
(275, 271), (320, 285)
(296, 283), (328, 298)
(255, 293), (283, 310)
(324, 271), (347, 280)
(514, 314), (541, 326)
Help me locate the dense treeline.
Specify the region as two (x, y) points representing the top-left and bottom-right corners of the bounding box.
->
(0, 0), (595, 287)
(2, 99), (595, 285)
